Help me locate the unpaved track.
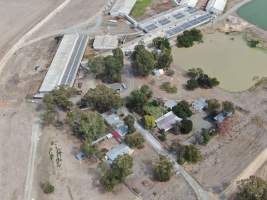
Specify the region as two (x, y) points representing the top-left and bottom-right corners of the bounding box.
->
(0, 0), (71, 76)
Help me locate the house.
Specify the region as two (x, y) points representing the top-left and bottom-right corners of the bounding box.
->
(192, 98), (208, 112)
(105, 144), (134, 163)
(164, 100), (177, 110)
(155, 111), (182, 132)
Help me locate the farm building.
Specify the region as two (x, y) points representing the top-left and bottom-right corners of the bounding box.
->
(36, 34), (88, 97)
(156, 111), (182, 131)
(93, 35), (118, 50)
(206, 0), (228, 14)
(109, 0), (137, 17)
(105, 144), (134, 163)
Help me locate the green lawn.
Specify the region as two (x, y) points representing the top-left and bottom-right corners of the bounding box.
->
(131, 0), (153, 18)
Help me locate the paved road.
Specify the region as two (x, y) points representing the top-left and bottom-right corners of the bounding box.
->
(134, 122), (210, 200)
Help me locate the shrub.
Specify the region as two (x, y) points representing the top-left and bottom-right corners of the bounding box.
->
(125, 133), (145, 149)
(160, 82), (177, 93)
(172, 100), (192, 119)
(154, 155), (173, 182)
(41, 181), (55, 194)
(180, 119), (193, 134)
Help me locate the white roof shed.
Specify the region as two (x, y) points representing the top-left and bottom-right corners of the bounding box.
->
(180, 0), (199, 7)
(206, 0), (228, 14)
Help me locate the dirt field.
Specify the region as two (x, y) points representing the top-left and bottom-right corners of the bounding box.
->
(0, 0), (63, 59)
(0, 37), (58, 200)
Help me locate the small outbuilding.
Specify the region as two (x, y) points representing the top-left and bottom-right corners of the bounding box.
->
(93, 35), (118, 50)
(155, 111), (182, 132)
(192, 98), (208, 112)
(164, 100), (177, 110)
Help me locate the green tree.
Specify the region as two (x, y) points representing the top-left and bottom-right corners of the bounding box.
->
(156, 48), (173, 69)
(152, 37), (171, 50)
(222, 101), (235, 113)
(124, 115), (136, 134)
(100, 154), (133, 191)
(87, 56), (105, 75)
(187, 68), (203, 79)
(112, 47), (124, 67)
(126, 85), (152, 114)
(184, 145), (202, 164)
(131, 45), (156, 76)
(154, 155), (173, 182)
(81, 85), (123, 112)
(186, 79), (199, 90)
(104, 55), (123, 83)
(125, 133), (145, 149)
(180, 119), (193, 134)
(144, 115), (155, 129)
(41, 181), (55, 194)
(236, 176), (267, 200)
(176, 29), (203, 48)
(206, 99), (221, 115)
(66, 109), (105, 141)
(172, 100), (192, 119)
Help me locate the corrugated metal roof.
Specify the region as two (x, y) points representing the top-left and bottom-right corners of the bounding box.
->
(156, 111), (182, 131)
(206, 0), (227, 14)
(106, 144), (131, 162)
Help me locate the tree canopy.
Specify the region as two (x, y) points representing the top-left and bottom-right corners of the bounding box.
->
(66, 109), (105, 142)
(126, 85), (153, 114)
(154, 155), (173, 182)
(176, 29), (203, 48)
(152, 37), (171, 50)
(124, 115), (136, 134)
(180, 119), (193, 134)
(131, 45), (156, 76)
(172, 100), (192, 119)
(100, 154), (133, 191)
(81, 85), (123, 112)
(125, 133), (145, 149)
(236, 176), (267, 200)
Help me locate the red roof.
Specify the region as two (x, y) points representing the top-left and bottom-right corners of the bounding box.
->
(112, 131), (121, 138)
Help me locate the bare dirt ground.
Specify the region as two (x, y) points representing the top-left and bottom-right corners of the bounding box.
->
(0, 37), (58, 200)
(255, 161), (267, 180)
(0, 0), (63, 59)
(126, 145), (197, 200)
(30, 0), (106, 40)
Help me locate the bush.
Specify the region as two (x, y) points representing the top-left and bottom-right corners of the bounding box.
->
(176, 29), (203, 48)
(180, 119), (193, 134)
(160, 82), (177, 93)
(124, 115), (136, 134)
(165, 69), (175, 76)
(144, 115), (155, 129)
(158, 133), (166, 141)
(184, 145), (202, 164)
(41, 181), (55, 194)
(186, 79), (199, 90)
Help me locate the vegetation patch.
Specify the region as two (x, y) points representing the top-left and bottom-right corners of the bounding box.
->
(176, 29), (203, 48)
(160, 82), (177, 93)
(130, 0), (153, 18)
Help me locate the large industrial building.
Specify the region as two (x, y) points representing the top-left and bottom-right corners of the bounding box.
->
(36, 34), (88, 97)
(206, 0), (228, 14)
(109, 0), (137, 17)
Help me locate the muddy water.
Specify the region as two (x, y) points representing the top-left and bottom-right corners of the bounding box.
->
(172, 32), (267, 92)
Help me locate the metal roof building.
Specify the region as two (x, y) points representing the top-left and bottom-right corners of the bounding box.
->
(93, 35), (118, 50)
(206, 0), (228, 14)
(38, 34), (88, 96)
(156, 111), (182, 131)
(110, 0), (137, 17)
(106, 144), (133, 163)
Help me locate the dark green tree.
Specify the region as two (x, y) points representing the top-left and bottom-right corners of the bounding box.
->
(152, 37), (171, 50)
(131, 45), (156, 76)
(154, 155), (173, 182)
(222, 101), (235, 113)
(180, 119), (193, 134)
(184, 145), (202, 164)
(172, 100), (192, 119)
(81, 85), (123, 112)
(104, 55), (123, 83)
(124, 115), (136, 134)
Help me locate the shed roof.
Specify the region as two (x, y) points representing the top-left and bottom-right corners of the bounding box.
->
(206, 0), (227, 14)
(156, 111), (182, 131)
(106, 144), (132, 162)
